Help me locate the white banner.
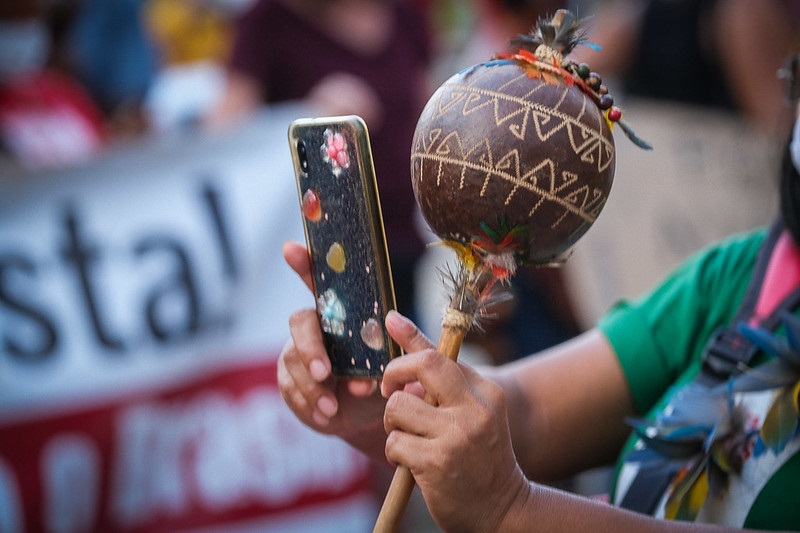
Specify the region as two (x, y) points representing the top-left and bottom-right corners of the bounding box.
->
(0, 104), (376, 532)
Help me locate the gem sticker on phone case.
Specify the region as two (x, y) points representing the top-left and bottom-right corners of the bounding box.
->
(317, 288), (346, 336)
(326, 242), (347, 272)
(360, 318), (385, 350)
(302, 188), (322, 221)
(321, 128), (350, 176)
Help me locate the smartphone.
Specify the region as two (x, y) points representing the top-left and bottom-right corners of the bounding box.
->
(288, 115), (400, 377)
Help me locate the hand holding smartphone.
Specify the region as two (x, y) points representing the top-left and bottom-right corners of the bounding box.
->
(288, 115), (400, 377)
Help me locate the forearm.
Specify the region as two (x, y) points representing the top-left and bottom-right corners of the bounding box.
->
(499, 483), (755, 533)
(487, 364), (548, 476)
(484, 330), (635, 481)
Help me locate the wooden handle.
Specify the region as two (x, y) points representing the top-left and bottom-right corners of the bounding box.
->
(372, 325), (467, 533)
(372, 465), (415, 532)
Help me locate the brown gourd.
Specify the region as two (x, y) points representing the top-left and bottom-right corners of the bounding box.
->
(411, 9), (649, 269)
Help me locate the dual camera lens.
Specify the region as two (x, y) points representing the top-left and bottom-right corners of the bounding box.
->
(296, 140), (309, 175)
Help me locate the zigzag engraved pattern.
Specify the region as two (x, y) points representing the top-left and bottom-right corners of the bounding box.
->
(412, 71), (613, 224)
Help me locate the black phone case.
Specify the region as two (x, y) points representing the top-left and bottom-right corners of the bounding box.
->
(288, 116), (400, 377)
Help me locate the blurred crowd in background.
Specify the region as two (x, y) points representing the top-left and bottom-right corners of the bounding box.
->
(1, 0), (799, 531)
(2, 0), (798, 169)
(1, 0), (420, 169)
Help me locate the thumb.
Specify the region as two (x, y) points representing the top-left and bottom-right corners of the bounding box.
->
(385, 310), (434, 354)
(282, 241), (314, 293)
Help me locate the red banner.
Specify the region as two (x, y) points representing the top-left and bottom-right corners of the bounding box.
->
(0, 357), (375, 532)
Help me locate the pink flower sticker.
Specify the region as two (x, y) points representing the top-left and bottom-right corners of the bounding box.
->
(321, 128), (350, 176)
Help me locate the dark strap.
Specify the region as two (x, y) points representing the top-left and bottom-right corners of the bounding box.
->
(618, 459), (681, 514)
(733, 219), (785, 326)
(698, 220), (800, 385)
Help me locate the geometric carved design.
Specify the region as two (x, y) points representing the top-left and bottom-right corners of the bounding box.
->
(411, 64), (616, 263)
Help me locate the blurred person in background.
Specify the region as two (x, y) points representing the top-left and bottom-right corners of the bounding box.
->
(572, 0), (800, 136)
(558, 0), (800, 334)
(65, 0), (251, 137)
(65, 0), (159, 138)
(205, 0), (434, 321)
(0, 0), (107, 170)
(432, 0), (564, 80)
(141, 0), (252, 132)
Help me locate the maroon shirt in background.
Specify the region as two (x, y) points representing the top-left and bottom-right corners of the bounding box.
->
(229, 1), (433, 312)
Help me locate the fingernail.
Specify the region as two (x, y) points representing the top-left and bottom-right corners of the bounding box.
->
(309, 359), (328, 381)
(385, 310), (409, 327)
(312, 410), (330, 427)
(317, 395), (337, 418)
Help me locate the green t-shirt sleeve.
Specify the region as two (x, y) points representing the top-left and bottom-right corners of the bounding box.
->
(597, 228), (767, 415)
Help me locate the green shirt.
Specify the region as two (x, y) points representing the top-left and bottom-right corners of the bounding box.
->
(600, 227), (765, 414)
(599, 226), (800, 529)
